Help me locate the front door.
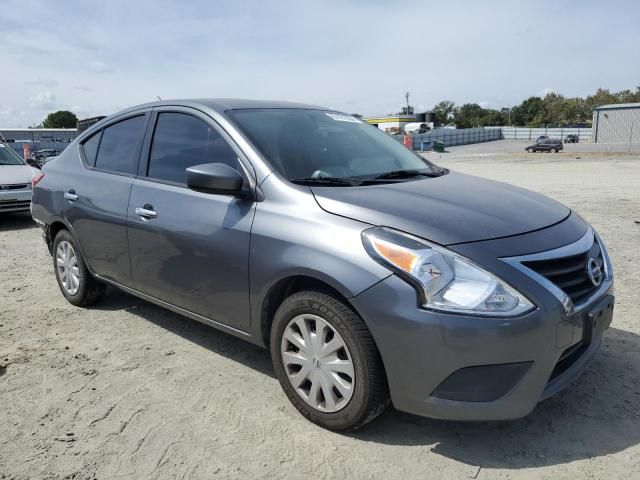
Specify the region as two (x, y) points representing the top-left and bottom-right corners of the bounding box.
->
(126, 109), (255, 331)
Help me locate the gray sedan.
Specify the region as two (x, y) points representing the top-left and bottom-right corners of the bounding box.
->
(30, 99), (613, 430)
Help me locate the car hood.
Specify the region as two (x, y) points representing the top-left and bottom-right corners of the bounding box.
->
(311, 171), (571, 245)
(0, 164), (36, 185)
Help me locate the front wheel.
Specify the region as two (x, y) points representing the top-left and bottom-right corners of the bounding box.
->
(270, 290), (389, 431)
(527, 147), (535, 153)
(53, 230), (106, 307)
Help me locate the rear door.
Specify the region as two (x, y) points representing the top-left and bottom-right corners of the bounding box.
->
(126, 107), (255, 331)
(68, 112), (149, 285)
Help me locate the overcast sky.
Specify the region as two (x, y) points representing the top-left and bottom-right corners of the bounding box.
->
(1, 0), (639, 126)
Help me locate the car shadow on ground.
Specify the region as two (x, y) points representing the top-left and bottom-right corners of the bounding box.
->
(0, 212), (37, 232)
(96, 287), (275, 379)
(95, 288), (640, 469)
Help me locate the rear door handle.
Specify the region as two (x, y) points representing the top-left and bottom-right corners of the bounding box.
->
(135, 205), (157, 219)
(64, 190), (78, 201)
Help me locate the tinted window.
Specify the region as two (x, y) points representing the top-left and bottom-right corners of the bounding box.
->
(94, 115), (146, 174)
(0, 144), (25, 165)
(81, 131), (102, 167)
(147, 112), (239, 184)
(228, 109), (435, 180)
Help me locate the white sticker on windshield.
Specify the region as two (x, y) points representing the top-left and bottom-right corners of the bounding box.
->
(0, 144), (5, 147)
(325, 113), (361, 123)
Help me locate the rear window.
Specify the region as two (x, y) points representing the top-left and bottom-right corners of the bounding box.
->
(94, 115), (146, 175)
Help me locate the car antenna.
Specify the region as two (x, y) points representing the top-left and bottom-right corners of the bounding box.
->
(156, 96), (162, 101)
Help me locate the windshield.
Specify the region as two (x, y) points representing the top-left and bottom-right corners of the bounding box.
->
(0, 144), (26, 166)
(228, 109), (438, 181)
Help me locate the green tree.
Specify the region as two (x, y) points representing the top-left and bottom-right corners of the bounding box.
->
(42, 110), (78, 128)
(510, 97), (544, 126)
(453, 103), (486, 128)
(432, 100), (456, 126)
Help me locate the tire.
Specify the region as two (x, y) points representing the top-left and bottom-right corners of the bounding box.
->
(550, 147), (558, 153)
(527, 147), (535, 153)
(53, 229), (106, 307)
(270, 290), (389, 431)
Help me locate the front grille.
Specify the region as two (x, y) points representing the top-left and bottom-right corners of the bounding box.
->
(523, 239), (603, 305)
(0, 183), (29, 191)
(0, 200), (31, 211)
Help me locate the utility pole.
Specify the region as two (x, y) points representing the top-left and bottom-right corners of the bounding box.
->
(405, 91), (410, 115)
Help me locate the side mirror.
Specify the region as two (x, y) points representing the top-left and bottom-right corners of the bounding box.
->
(186, 163), (244, 194)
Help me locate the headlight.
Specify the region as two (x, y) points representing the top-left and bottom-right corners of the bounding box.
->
(362, 227), (534, 317)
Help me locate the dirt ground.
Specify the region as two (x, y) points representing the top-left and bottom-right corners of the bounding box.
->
(1, 140), (639, 479)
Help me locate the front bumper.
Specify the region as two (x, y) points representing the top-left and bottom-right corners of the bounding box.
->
(0, 189), (31, 213)
(351, 270), (613, 422)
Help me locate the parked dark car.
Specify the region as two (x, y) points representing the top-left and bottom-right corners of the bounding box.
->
(536, 135), (548, 142)
(564, 134), (579, 143)
(33, 149), (61, 161)
(526, 138), (563, 153)
(31, 99), (613, 431)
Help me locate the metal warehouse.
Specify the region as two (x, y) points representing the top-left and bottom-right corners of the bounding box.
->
(592, 103), (640, 143)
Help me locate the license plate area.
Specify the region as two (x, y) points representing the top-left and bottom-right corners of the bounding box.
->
(583, 294), (614, 344)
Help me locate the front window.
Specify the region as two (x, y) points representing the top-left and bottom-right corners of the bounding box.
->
(0, 144), (26, 166)
(147, 112), (240, 184)
(228, 109), (440, 182)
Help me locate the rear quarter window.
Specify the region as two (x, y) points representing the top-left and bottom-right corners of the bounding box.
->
(81, 131), (102, 167)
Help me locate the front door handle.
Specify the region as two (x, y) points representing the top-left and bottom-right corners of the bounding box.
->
(135, 205), (157, 219)
(64, 190), (78, 201)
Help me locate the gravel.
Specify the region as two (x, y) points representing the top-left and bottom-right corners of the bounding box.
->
(1, 140), (639, 479)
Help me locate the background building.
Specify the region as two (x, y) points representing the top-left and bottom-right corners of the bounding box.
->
(364, 111), (435, 134)
(0, 128), (78, 157)
(364, 114), (418, 133)
(592, 103), (640, 143)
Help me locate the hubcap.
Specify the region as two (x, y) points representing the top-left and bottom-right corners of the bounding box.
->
(280, 314), (355, 413)
(56, 240), (80, 295)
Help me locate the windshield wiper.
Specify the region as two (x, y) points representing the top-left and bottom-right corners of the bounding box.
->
(371, 168), (448, 180)
(291, 176), (361, 187)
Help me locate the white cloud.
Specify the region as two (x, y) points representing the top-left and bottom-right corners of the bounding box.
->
(0, 0), (637, 125)
(88, 61), (115, 74)
(0, 105), (14, 117)
(28, 90), (57, 110)
(24, 79), (59, 87)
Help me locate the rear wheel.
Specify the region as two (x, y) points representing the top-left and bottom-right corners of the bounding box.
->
(53, 230), (105, 307)
(270, 290), (389, 431)
(550, 147), (558, 153)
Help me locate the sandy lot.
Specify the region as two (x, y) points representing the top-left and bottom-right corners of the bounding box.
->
(1, 140), (639, 479)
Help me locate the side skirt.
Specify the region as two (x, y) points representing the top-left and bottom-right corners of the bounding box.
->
(95, 275), (260, 346)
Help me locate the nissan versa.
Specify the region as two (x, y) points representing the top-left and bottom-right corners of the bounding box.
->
(30, 99), (614, 431)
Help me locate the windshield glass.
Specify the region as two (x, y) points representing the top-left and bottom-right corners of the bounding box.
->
(228, 109), (438, 180)
(0, 144), (26, 165)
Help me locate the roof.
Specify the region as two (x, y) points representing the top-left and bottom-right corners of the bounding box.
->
(195, 98), (327, 110)
(593, 102), (640, 110)
(122, 98), (328, 113)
